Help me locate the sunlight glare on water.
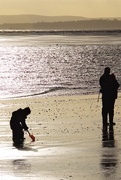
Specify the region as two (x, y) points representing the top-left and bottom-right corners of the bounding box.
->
(0, 35), (121, 99)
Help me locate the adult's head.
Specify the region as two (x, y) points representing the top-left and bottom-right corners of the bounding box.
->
(104, 67), (110, 75)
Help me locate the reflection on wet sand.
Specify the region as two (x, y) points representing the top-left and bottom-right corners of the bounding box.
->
(12, 159), (31, 177)
(101, 126), (118, 178)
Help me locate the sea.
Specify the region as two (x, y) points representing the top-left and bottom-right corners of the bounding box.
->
(0, 32), (121, 99)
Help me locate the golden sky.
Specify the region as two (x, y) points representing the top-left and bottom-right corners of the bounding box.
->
(0, 0), (121, 18)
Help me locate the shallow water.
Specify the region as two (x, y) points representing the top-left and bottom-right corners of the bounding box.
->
(0, 34), (121, 99)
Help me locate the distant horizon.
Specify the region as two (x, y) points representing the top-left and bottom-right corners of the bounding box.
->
(0, 0), (121, 18)
(0, 14), (121, 19)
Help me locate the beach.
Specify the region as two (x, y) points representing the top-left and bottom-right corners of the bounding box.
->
(0, 93), (121, 180)
(0, 33), (121, 180)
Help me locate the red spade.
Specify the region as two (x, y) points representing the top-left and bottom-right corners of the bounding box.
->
(27, 130), (35, 142)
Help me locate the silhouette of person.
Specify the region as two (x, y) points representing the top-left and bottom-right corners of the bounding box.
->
(10, 107), (31, 148)
(99, 67), (120, 127)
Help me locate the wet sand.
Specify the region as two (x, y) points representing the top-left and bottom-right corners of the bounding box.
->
(0, 93), (121, 180)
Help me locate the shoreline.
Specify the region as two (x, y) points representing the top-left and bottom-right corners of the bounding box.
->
(0, 91), (121, 101)
(0, 29), (121, 36)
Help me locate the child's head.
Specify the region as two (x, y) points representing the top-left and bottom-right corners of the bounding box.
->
(23, 107), (31, 116)
(111, 73), (116, 80)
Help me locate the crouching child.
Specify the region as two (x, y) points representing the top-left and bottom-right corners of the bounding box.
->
(10, 107), (31, 148)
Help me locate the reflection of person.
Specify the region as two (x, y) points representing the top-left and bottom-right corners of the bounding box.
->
(10, 107), (31, 148)
(99, 67), (120, 127)
(13, 159), (31, 174)
(101, 126), (117, 178)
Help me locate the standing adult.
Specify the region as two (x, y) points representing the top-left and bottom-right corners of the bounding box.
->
(99, 67), (120, 127)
